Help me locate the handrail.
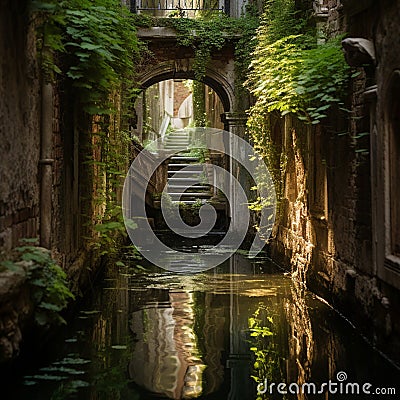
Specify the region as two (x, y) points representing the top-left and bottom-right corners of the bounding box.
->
(159, 112), (171, 144)
(131, 0), (224, 13)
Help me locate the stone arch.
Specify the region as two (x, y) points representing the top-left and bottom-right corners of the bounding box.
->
(137, 61), (234, 112)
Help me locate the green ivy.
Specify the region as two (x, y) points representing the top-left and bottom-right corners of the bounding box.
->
(32, 0), (142, 260)
(192, 80), (207, 126)
(246, 0), (350, 124)
(247, 34), (305, 116)
(32, 0), (140, 114)
(245, 0), (350, 218)
(295, 37), (351, 124)
(88, 129), (138, 259)
(132, 10), (261, 82)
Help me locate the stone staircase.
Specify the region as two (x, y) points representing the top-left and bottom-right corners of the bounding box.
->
(163, 129), (190, 151)
(164, 130), (212, 205)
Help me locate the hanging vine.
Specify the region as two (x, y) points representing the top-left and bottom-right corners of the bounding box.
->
(132, 10), (260, 82)
(32, 0), (141, 114)
(245, 0), (350, 125)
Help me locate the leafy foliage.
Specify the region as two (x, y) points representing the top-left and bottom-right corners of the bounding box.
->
(246, 0), (350, 123)
(88, 129), (139, 259)
(192, 80), (207, 126)
(132, 10), (260, 82)
(32, 0), (140, 114)
(247, 35), (305, 115)
(295, 37), (351, 124)
(1, 239), (74, 327)
(248, 303), (286, 400)
(245, 0), (351, 218)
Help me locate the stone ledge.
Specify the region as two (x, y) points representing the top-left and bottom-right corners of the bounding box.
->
(137, 27), (242, 40)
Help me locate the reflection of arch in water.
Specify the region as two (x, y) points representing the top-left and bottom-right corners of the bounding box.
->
(128, 290), (224, 398)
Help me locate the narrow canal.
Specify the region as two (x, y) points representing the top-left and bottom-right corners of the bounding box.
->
(4, 246), (400, 399)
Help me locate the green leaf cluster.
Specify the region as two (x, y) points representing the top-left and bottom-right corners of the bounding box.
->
(248, 303), (285, 400)
(1, 239), (75, 327)
(132, 10), (260, 82)
(32, 0), (140, 114)
(88, 128), (140, 259)
(246, 0), (350, 123)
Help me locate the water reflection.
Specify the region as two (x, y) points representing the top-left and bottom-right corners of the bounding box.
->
(125, 253), (307, 399)
(129, 291), (210, 399)
(285, 278), (314, 399)
(5, 251), (400, 400)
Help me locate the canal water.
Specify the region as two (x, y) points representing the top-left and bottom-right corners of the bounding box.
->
(4, 248), (400, 399)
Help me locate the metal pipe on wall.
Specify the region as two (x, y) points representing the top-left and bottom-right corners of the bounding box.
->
(39, 81), (54, 249)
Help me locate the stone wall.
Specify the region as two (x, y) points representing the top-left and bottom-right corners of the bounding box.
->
(0, 0), (41, 250)
(0, 0), (40, 363)
(269, 0), (400, 363)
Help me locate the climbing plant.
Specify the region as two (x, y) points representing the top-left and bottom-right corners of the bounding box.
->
(89, 127), (138, 259)
(132, 9), (261, 82)
(192, 80), (207, 126)
(246, 34), (350, 124)
(245, 0), (350, 124)
(32, 0), (140, 114)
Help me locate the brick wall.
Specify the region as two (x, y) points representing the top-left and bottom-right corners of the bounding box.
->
(173, 81), (191, 116)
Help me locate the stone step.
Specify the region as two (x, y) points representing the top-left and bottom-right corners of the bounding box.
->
(168, 163), (202, 169)
(165, 138), (189, 142)
(169, 192), (212, 198)
(164, 147), (190, 151)
(168, 177), (205, 183)
(170, 156), (199, 162)
(171, 200), (204, 205)
(166, 135), (189, 139)
(168, 170), (204, 175)
(167, 135), (188, 138)
(167, 185), (211, 192)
